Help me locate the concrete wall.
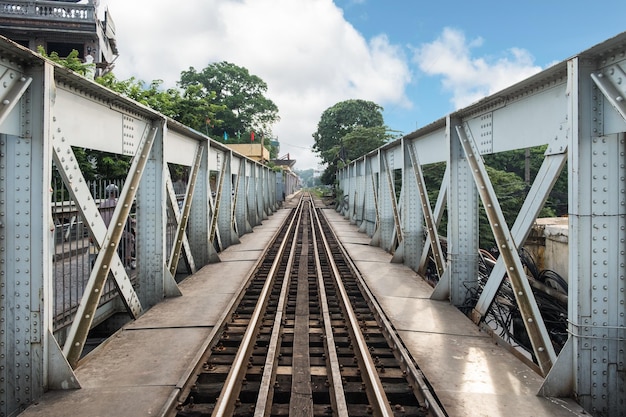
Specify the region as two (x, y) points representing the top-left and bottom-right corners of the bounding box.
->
(526, 218), (569, 282)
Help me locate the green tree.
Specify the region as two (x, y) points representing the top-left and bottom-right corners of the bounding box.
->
(479, 166), (529, 249)
(37, 47), (92, 77)
(313, 99), (388, 184)
(484, 146), (567, 216)
(97, 74), (183, 119)
(296, 168), (322, 188)
(178, 62), (279, 140)
(326, 126), (391, 163)
(421, 160), (558, 250)
(313, 99), (384, 163)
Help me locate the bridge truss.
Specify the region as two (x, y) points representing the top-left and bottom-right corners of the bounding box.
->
(337, 33), (626, 416)
(0, 36), (296, 416)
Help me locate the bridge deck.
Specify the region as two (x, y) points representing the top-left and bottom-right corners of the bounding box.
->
(20, 198), (584, 417)
(20, 208), (291, 417)
(323, 207), (583, 417)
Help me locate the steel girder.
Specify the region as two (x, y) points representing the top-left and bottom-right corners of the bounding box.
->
(336, 33), (626, 414)
(137, 121), (181, 310)
(540, 55), (626, 417)
(406, 140), (443, 278)
(0, 41), (280, 416)
(456, 123), (557, 375)
(445, 115), (480, 308)
(233, 160), (252, 236)
(167, 143), (204, 277)
(0, 54), (65, 417)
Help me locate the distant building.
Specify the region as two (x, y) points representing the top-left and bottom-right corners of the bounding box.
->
(224, 142), (271, 163)
(0, 0), (118, 77)
(273, 153), (296, 172)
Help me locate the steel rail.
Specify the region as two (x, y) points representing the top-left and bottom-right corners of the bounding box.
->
(211, 195), (305, 417)
(309, 201), (350, 415)
(320, 208), (448, 417)
(162, 199), (301, 417)
(311, 205), (395, 417)
(253, 198), (304, 416)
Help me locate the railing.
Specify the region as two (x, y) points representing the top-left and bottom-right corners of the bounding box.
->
(0, 1), (95, 22)
(51, 179), (133, 333)
(51, 175), (194, 336)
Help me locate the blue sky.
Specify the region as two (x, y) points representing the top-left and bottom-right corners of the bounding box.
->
(98, 0), (626, 169)
(336, 0), (626, 134)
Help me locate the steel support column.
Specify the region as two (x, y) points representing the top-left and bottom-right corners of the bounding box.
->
(167, 143), (204, 276)
(234, 160), (252, 235)
(353, 159), (366, 226)
(187, 138), (214, 265)
(375, 150), (396, 252)
(542, 56), (626, 416)
(0, 59), (79, 417)
(247, 165), (259, 228)
(136, 121), (181, 311)
(407, 141), (443, 277)
(443, 116), (479, 306)
(361, 155), (378, 237)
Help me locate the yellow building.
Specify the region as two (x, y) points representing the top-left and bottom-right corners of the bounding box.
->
(224, 143), (270, 163)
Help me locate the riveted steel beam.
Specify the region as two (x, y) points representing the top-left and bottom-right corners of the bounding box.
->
(446, 116), (479, 306)
(217, 151), (239, 247)
(471, 150), (567, 323)
(166, 179), (196, 274)
(456, 123), (557, 375)
(232, 159), (250, 235)
(367, 154), (382, 246)
(0, 72), (31, 127)
(232, 167), (241, 236)
(381, 151), (403, 255)
(209, 150), (227, 251)
(540, 56), (626, 415)
(591, 65), (626, 123)
(62, 123), (157, 368)
(407, 142), (446, 279)
(418, 166), (448, 277)
(168, 143), (203, 276)
(51, 132), (144, 322)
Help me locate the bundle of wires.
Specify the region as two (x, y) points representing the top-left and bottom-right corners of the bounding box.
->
(424, 243), (568, 359)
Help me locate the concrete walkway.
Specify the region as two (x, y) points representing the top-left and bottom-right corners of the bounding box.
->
(322, 206), (584, 417)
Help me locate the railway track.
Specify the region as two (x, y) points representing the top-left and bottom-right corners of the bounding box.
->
(170, 193), (446, 417)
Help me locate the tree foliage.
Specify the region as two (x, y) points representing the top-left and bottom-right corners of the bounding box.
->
(313, 99), (388, 184)
(484, 146), (567, 216)
(329, 126), (391, 162)
(37, 47), (92, 77)
(422, 148), (565, 250)
(179, 62), (279, 140)
(45, 52), (280, 186)
(313, 99), (385, 164)
(296, 168), (322, 188)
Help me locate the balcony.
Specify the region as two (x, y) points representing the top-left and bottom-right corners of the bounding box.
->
(0, 1), (97, 35)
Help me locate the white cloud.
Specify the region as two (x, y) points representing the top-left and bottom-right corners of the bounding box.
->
(413, 27), (542, 109)
(99, 0), (412, 170)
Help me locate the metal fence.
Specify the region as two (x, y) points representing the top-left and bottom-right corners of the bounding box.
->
(51, 178), (133, 332)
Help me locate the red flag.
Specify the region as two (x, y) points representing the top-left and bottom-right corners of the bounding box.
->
(251, 131), (255, 141)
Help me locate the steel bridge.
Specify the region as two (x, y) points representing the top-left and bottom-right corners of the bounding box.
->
(1, 30), (625, 417)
